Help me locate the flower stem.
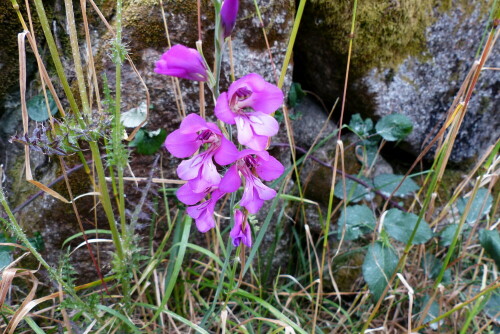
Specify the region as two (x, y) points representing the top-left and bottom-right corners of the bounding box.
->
(0, 184), (93, 317)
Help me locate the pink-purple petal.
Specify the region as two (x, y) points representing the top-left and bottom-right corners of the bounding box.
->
(219, 165), (241, 193)
(220, 0), (239, 38)
(215, 92), (236, 124)
(227, 73), (283, 113)
(248, 112), (279, 137)
(235, 117), (268, 151)
(187, 205), (215, 233)
(230, 209), (252, 247)
(255, 155), (284, 181)
(214, 137), (239, 165)
(178, 113), (209, 133)
(254, 179), (277, 200)
(155, 45), (208, 82)
(177, 155), (203, 180)
(199, 159), (221, 189)
(241, 188), (264, 214)
(164, 129), (199, 158)
(176, 183), (206, 205)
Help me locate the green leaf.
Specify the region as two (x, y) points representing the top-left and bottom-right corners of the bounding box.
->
(150, 215), (191, 324)
(439, 224), (460, 247)
(129, 128), (167, 155)
(121, 102), (148, 128)
(418, 294), (442, 330)
(97, 305), (142, 333)
(383, 208), (433, 244)
(374, 174), (420, 197)
(287, 82), (306, 108)
(135, 303), (210, 334)
(27, 92), (58, 122)
(334, 177), (373, 203)
(349, 113), (373, 137)
(27, 232), (45, 252)
(0, 251), (12, 271)
(456, 188), (493, 224)
(478, 229), (500, 267)
(24, 317), (47, 334)
(0, 233), (14, 252)
(362, 242), (399, 300)
(275, 108), (300, 123)
(375, 114), (413, 141)
(484, 292), (500, 322)
(422, 253), (451, 283)
(355, 141), (379, 166)
(337, 205), (376, 241)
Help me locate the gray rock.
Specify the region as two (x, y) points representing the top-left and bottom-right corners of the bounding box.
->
(294, 2), (498, 164)
(364, 6), (499, 163)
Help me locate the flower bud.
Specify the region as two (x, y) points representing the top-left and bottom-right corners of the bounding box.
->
(220, 0), (239, 39)
(154, 44), (208, 81)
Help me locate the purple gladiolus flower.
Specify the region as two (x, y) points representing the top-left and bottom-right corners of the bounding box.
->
(230, 209), (252, 247)
(220, 0), (239, 39)
(155, 45), (208, 81)
(187, 189), (224, 233)
(219, 149), (284, 214)
(165, 114), (238, 193)
(215, 73), (284, 151)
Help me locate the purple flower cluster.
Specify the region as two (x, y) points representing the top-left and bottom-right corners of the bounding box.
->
(163, 75), (284, 246)
(155, 0), (284, 248)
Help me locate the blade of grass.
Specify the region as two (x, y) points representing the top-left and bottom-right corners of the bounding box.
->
(148, 215), (192, 325)
(136, 303), (210, 334)
(96, 305), (141, 333)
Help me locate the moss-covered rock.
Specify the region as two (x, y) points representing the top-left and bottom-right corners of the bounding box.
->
(294, 1), (498, 164)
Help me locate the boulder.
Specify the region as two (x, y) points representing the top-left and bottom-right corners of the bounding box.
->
(294, 1), (499, 163)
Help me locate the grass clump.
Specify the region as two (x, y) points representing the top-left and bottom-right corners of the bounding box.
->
(0, 0), (498, 333)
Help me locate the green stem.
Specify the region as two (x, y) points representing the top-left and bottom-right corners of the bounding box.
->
(213, 1), (223, 98)
(278, 0), (307, 89)
(413, 282), (500, 332)
(0, 185), (92, 315)
(89, 142), (124, 261)
(63, 0), (90, 118)
(114, 0), (127, 237)
(29, 0), (82, 123)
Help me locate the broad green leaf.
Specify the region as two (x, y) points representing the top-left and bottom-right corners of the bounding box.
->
(349, 113), (373, 137)
(422, 253), (451, 283)
(374, 174), (420, 197)
(121, 102), (148, 128)
(362, 242), (399, 300)
(375, 114), (413, 141)
(27, 92), (58, 122)
(0, 251), (11, 271)
(418, 295), (442, 330)
(337, 205), (376, 241)
(484, 292), (500, 322)
(457, 188), (493, 224)
(383, 209), (433, 244)
(478, 229), (500, 267)
(287, 82), (306, 108)
(334, 177), (373, 203)
(355, 142), (379, 166)
(0, 233), (14, 252)
(129, 128), (167, 155)
(439, 224), (460, 247)
(275, 108), (300, 123)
